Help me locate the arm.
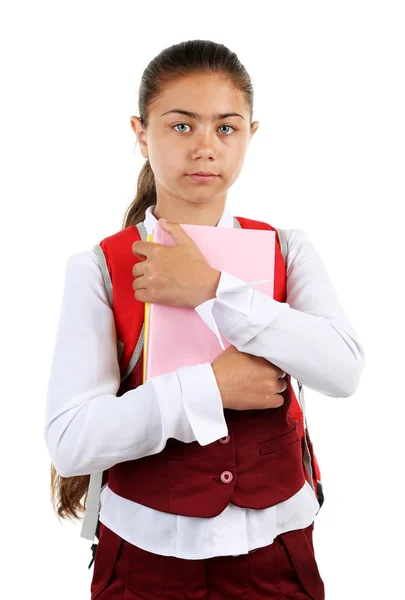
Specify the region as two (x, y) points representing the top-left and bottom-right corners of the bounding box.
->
(44, 250), (227, 479)
(195, 229), (366, 398)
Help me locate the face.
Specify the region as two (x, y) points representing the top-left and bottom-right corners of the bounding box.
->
(130, 72), (259, 219)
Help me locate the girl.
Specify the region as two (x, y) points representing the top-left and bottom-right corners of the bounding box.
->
(45, 39), (365, 599)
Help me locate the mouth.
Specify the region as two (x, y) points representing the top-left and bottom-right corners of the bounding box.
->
(187, 173), (219, 183)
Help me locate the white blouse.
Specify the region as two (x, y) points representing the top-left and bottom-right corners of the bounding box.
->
(44, 203), (365, 559)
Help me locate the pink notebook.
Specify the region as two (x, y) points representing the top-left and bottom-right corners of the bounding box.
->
(143, 221), (276, 382)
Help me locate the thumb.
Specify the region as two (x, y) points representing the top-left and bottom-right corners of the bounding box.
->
(158, 218), (191, 246)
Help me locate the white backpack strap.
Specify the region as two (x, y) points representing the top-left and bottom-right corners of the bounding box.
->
(81, 236), (146, 542)
(275, 227), (315, 494)
(93, 244), (113, 308)
(297, 382), (315, 492)
(80, 472), (103, 540)
(80, 244), (113, 542)
(275, 226), (288, 265)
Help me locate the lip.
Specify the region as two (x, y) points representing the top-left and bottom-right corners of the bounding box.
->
(189, 172), (218, 176)
(187, 173), (218, 183)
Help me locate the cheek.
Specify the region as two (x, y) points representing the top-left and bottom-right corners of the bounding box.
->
(233, 147), (248, 170)
(221, 149), (246, 180)
(149, 143), (181, 178)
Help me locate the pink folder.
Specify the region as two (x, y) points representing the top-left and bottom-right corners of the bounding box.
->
(143, 221), (276, 383)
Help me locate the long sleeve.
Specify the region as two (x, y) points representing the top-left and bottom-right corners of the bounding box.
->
(44, 250), (228, 479)
(195, 228), (365, 398)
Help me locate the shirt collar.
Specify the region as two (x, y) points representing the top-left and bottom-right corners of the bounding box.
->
(143, 203), (234, 235)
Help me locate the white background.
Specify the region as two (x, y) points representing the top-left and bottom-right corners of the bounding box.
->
(1, 1), (403, 598)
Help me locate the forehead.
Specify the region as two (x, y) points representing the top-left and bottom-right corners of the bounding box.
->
(151, 73), (248, 119)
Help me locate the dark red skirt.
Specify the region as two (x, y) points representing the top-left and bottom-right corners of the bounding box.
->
(90, 520), (325, 599)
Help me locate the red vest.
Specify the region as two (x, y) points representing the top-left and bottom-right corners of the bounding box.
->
(96, 216), (322, 518)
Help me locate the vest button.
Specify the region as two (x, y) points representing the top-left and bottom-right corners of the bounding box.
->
(220, 471), (234, 484)
(218, 435), (230, 444)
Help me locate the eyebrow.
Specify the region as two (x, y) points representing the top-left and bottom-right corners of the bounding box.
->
(161, 109), (245, 121)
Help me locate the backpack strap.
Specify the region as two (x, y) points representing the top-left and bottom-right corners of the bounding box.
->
(274, 226), (288, 266)
(234, 222), (318, 498)
(81, 222), (149, 545)
(274, 228), (319, 499)
(80, 470), (103, 542)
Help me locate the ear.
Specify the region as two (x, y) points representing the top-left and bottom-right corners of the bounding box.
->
(130, 116), (149, 159)
(250, 120), (260, 140)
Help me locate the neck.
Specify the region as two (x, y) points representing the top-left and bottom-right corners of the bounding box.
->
(152, 197), (227, 227)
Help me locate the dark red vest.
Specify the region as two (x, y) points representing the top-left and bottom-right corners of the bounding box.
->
(97, 216), (322, 518)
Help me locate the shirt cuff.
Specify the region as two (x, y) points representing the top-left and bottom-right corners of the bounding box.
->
(176, 362), (228, 446)
(195, 271), (290, 349)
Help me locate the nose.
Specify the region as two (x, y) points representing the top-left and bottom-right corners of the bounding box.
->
(191, 128), (216, 158)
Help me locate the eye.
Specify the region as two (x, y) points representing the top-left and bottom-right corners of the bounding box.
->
(172, 123), (236, 135)
(218, 125), (236, 135)
(173, 123), (190, 133)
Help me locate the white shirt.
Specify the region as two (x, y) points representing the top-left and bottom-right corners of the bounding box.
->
(44, 204), (365, 559)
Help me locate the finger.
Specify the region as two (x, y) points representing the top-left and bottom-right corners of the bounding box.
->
(158, 220), (192, 247)
(132, 275), (147, 291)
(132, 240), (160, 257)
(278, 370), (287, 378)
(274, 394), (285, 407)
(134, 287), (148, 303)
(132, 261), (146, 278)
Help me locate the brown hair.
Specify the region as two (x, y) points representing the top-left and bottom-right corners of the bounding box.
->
(50, 39), (254, 523)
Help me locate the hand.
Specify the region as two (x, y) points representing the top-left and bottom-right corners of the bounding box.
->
(211, 345), (288, 410)
(132, 219), (221, 308)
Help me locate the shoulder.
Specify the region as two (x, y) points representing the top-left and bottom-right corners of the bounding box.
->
(281, 228), (322, 277)
(283, 228), (310, 248)
(63, 248), (105, 291)
(62, 248), (111, 306)
(65, 247), (100, 272)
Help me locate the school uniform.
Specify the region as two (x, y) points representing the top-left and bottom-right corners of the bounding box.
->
(44, 204), (365, 598)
